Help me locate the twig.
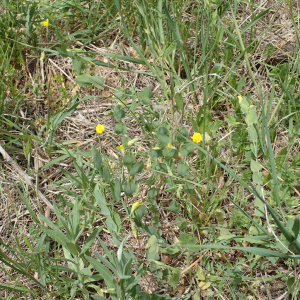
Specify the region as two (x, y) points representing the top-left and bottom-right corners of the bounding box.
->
(180, 250), (209, 275)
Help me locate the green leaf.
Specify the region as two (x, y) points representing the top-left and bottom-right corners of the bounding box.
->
(112, 178), (122, 200)
(66, 242), (78, 256)
(130, 161), (144, 176)
(123, 155), (136, 167)
(105, 216), (118, 233)
(124, 180), (137, 195)
(177, 163), (189, 176)
(163, 147), (178, 160)
(240, 6), (272, 35)
(114, 123), (127, 134)
(292, 216), (300, 240)
(177, 126), (189, 141)
(146, 236), (160, 261)
(169, 268), (180, 290)
(250, 160), (261, 173)
(291, 151), (300, 168)
(156, 133), (171, 144)
(175, 93), (183, 111)
(184, 182), (195, 194)
(162, 40), (177, 58)
(38, 222), (69, 248)
(92, 296), (108, 300)
(80, 226), (103, 257)
(245, 108), (258, 126)
(275, 147), (287, 171)
(117, 234), (130, 262)
(0, 284), (31, 292)
(138, 87), (153, 105)
(179, 143), (194, 157)
(180, 243), (294, 258)
(166, 200), (181, 212)
(73, 57), (83, 74)
(92, 145), (102, 170)
(236, 76), (246, 92)
(179, 233), (197, 246)
(101, 166), (111, 182)
(239, 97), (250, 114)
(75, 74), (105, 89)
(157, 126), (169, 136)
(94, 186), (110, 216)
(85, 256), (116, 292)
(72, 198), (80, 239)
(114, 104), (125, 121)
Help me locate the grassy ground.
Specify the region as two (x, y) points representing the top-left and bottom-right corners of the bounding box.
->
(0, 0), (300, 299)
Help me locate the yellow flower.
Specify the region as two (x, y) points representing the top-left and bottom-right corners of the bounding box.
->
(167, 143), (172, 148)
(131, 202), (140, 214)
(43, 19), (49, 27)
(117, 144), (124, 150)
(96, 124), (104, 134)
(191, 132), (202, 143)
(238, 95), (243, 101)
(146, 164), (151, 169)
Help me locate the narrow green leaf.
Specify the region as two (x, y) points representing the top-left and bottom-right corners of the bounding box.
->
(80, 226), (103, 257)
(117, 234), (130, 262)
(92, 145), (102, 170)
(85, 256), (115, 290)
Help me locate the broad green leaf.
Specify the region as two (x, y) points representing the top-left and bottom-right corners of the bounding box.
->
(245, 108), (258, 126)
(123, 155), (136, 167)
(166, 200), (181, 212)
(130, 161), (144, 176)
(156, 133), (171, 144)
(114, 105), (125, 121)
(157, 126), (169, 136)
(250, 160), (261, 173)
(105, 216), (118, 233)
(179, 232), (197, 246)
(239, 97), (250, 114)
(124, 180), (137, 195)
(179, 144), (194, 157)
(177, 126), (189, 141)
(177, 163), (189, 177)
(73, 57), (83, 74)
(169, 268), (180, 289)
(114, 123), (127, 134)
